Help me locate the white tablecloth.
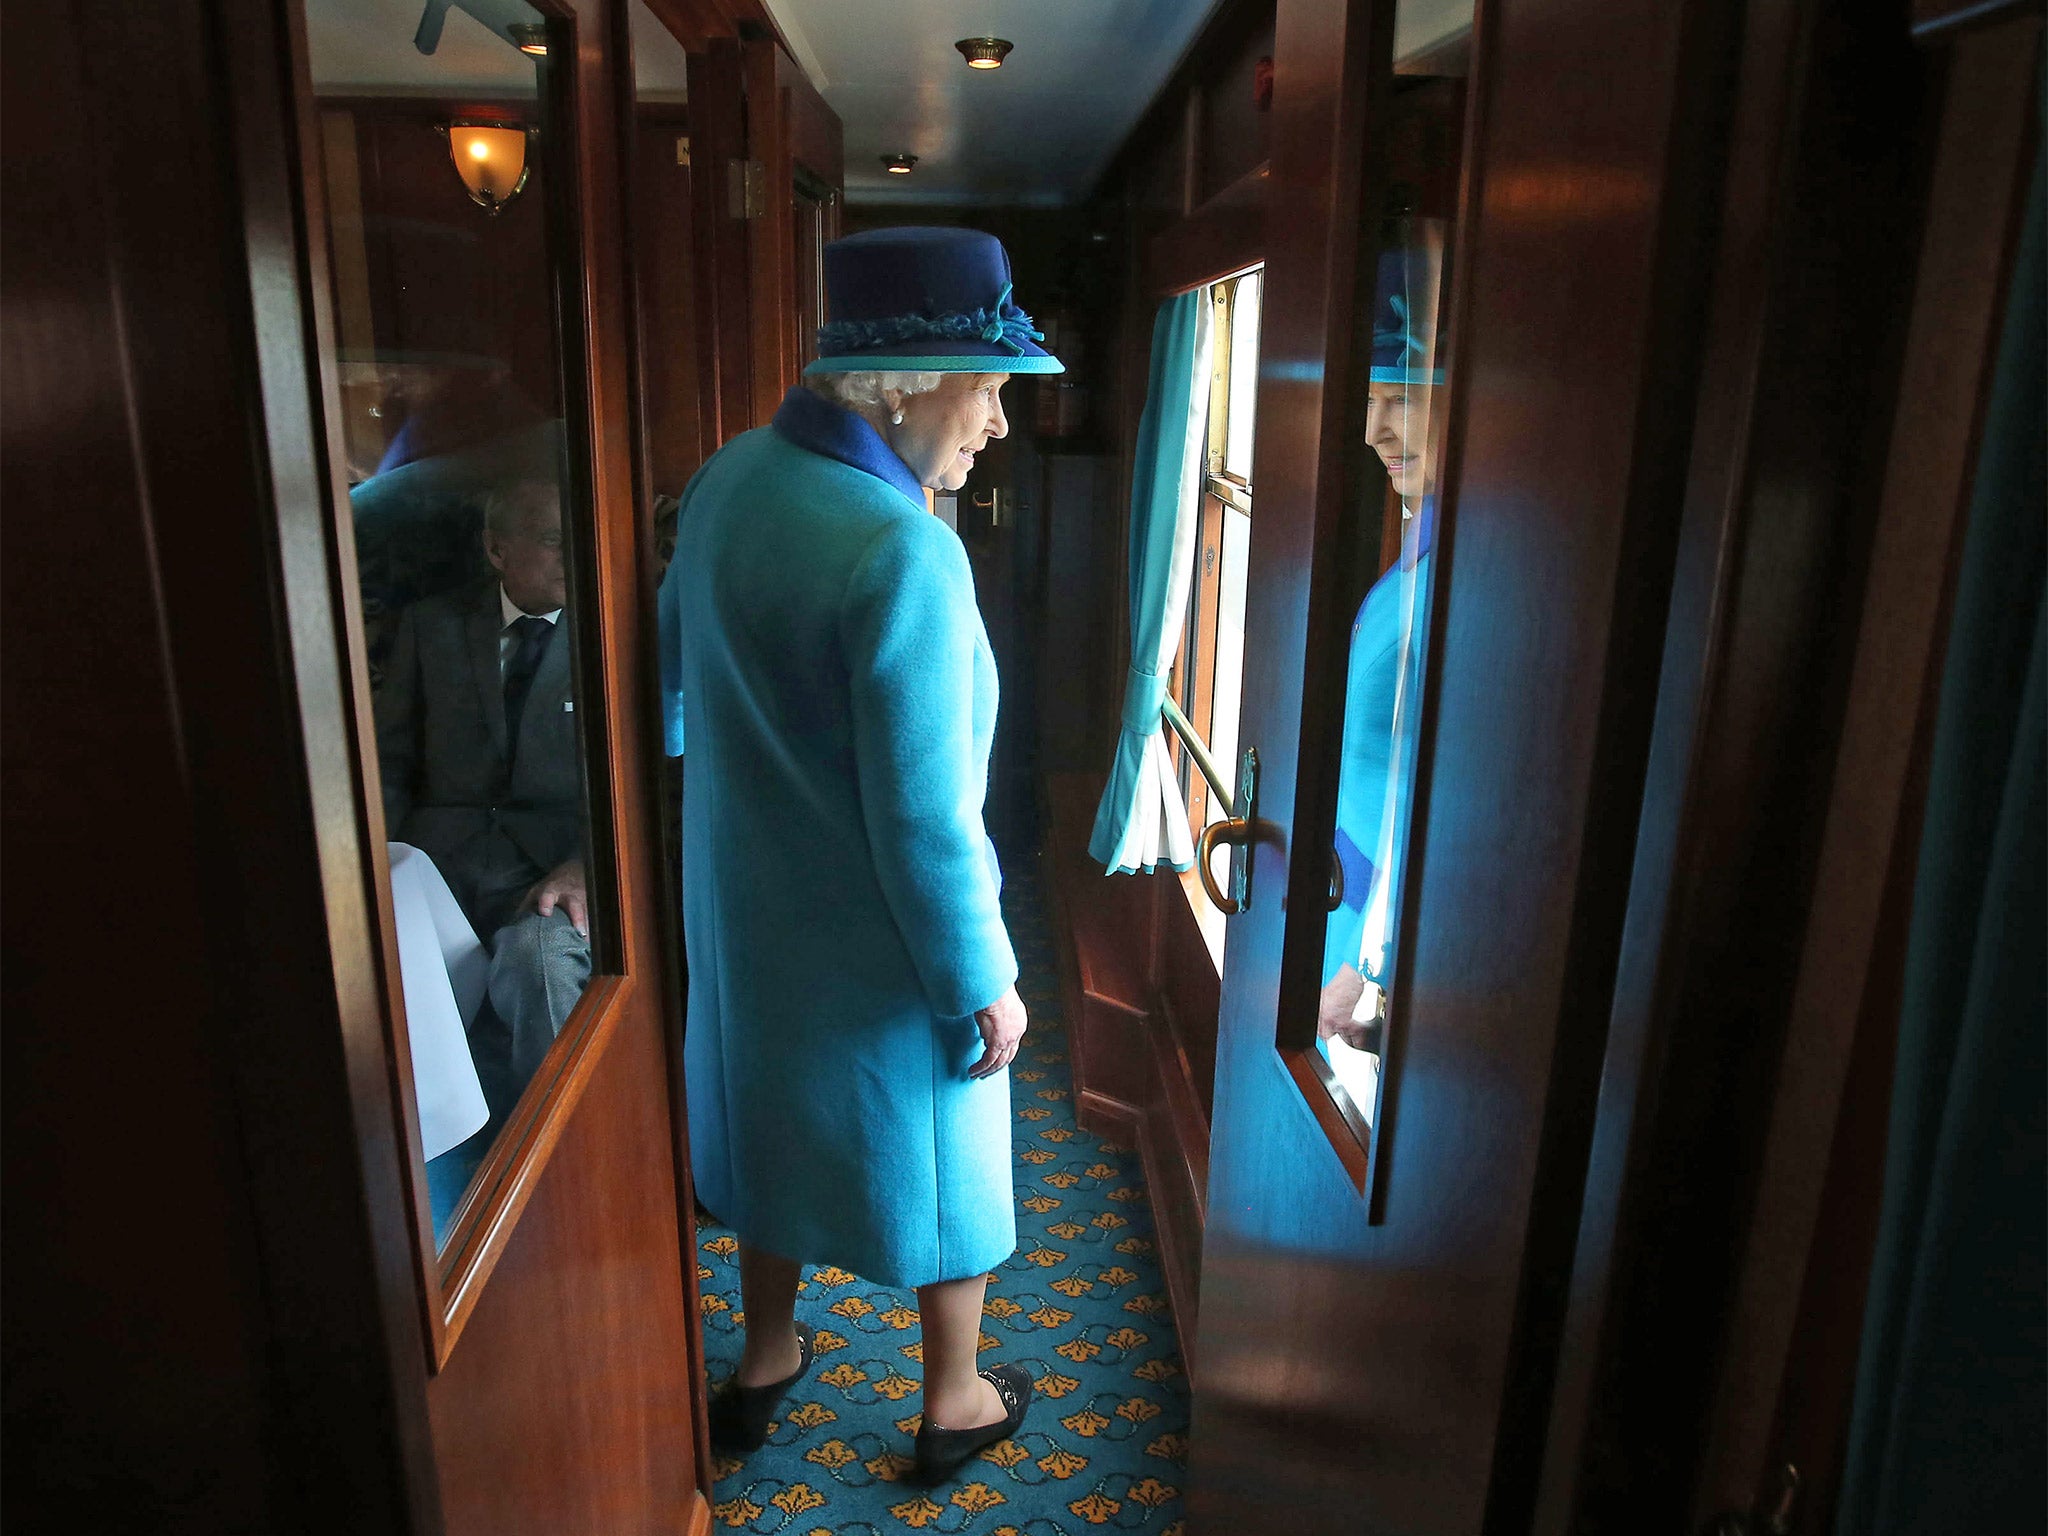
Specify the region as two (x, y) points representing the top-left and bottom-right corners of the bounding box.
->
(388, 843), (490, 1161)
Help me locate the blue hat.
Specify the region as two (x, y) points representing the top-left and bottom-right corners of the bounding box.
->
(1369, 249), (1445, 387)
(806, 226), (1065, 376)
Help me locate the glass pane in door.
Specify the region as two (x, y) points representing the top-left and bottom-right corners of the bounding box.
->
(1303, 2), (1471, 1129)
(304, 0), (610, 1251)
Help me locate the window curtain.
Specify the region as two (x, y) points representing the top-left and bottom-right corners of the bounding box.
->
(1089, 290), (1215, 874)
(1834, 130), (2044, 1534)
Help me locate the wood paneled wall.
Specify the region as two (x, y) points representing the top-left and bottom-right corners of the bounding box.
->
(629, 104), (706, 494)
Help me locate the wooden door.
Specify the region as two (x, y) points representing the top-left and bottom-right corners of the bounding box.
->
(744, 33), (843, 425)
(1189, 0), (1740, 1528)
(285, 1), (707, 1530)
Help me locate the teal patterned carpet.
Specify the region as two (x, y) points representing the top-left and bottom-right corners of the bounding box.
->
(697, 859), (1191, 1534)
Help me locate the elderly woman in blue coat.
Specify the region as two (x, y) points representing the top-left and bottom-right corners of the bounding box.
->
(656, 227), (1062, 1482)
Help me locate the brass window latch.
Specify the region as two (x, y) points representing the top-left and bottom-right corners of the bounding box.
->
(1195, 747), (1259, 915)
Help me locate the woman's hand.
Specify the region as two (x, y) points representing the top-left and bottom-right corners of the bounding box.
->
(1318, 965), (1378, 1051)
(969, 986), (1028, 1079)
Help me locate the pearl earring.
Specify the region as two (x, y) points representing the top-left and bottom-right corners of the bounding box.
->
(890, 410), (904, 425)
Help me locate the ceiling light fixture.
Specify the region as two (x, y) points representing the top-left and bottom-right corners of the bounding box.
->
(438, 120), (536, 214)
(881, 153), (918, 175)
(954, 37), (1014, 70)
(508, 22), (548, 56)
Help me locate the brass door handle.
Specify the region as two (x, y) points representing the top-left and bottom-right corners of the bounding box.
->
(1196, 817), (1253, 915)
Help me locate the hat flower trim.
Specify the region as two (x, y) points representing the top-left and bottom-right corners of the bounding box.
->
(816, 282), (1045, 358)
(1374, 293), (1431, 367)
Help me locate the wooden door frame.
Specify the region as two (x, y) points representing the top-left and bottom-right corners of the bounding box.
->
(276, 0), (672, 1370)
(254, 0), (709, 1523)
(1192, 0), (1750, 1524)
(1530, 6), (2043, 1528)
(3, 0), (446, 1524)
(744, 32), (844, 427)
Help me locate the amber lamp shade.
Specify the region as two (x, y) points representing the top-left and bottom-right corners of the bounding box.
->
(440, 122), (533, 214)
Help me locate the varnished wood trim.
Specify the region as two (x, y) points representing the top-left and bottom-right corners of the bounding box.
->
(744, 33), (793, 425)
(608, 0), (717, 1493)
(226, 0), (445, 1519)
(1147, 164), (1268, 297)
(437, 974), (633, 1354)
(1077, 1087), (1144, 1126)
(1077, 1085), (1206, 1385)
(1046, 774), (1214, 1379)
(640, 0), (746, 50)
(1149, 994), (1213, 1224)
(280, 0), (455, 1373)
(1688, 19), (2041, 1521)
(686, 1488), (714, 1536)
(1277, 1046), (1371, 1193)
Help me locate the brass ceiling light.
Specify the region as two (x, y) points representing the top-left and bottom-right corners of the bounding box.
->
(881, 153), (918, 175)
(954, 37), (1014, 70)
(508, 21), (548, 56)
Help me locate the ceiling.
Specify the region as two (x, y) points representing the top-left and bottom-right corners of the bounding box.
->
(766, 0), (1475, 208)
(763, 0), (1227, 208)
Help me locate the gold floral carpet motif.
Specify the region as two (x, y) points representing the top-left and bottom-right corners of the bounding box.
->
(698, 860), (1190, 1534)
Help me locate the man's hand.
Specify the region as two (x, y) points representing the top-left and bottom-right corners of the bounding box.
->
(968, 985), (1028, 1080)
(525, 858), (589, 937)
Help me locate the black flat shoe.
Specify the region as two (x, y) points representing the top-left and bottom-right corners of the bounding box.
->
(913, 1363), (1033, 1484)
(707, 1321), (816, 1452)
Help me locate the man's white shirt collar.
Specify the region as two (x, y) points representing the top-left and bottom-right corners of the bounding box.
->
(501, 587), (563, 628)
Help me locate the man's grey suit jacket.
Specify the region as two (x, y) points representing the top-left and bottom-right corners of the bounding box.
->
(374, 582), (584, 933)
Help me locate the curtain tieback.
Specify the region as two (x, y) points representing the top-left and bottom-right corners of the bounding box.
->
(1121, 668), (1169, 735)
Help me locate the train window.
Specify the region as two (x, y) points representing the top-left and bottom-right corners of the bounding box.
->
(305, 0), (613, 1254)
(1301, 4), (1471, 1130)
(1173, 269), (1263, 965)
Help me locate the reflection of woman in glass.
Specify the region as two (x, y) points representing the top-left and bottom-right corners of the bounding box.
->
(1318, 244), (1444, 1056)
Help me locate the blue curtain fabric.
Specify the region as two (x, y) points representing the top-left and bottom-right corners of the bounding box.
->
(1089, 291), (1214, 874)
(1835, 128), (2045, 1534)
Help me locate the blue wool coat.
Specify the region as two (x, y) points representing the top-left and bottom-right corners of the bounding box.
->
(657, 387), (1019, 1288)
(1324, 501), (1435, 988)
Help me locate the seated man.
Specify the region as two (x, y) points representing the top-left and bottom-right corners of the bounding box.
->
(374, 478), (591, 1104)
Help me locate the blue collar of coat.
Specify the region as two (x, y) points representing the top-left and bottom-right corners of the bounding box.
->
(771, 386), (927, 509)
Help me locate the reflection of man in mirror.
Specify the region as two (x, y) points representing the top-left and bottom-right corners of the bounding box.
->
(1318, 243), (1445, 1053)
(374, 478), (591, 1099)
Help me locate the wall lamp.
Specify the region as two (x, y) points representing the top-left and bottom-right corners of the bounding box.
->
(954, 37), (1014, 70)
(438, 120), (536, 214)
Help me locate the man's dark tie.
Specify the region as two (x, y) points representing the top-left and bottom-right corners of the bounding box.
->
(502, 614), (553, 760)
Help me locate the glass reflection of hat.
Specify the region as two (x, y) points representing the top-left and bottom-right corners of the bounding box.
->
(1369, 249), (1445, 387)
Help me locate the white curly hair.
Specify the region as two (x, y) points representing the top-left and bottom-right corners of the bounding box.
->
(807, 370), (945, 411)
